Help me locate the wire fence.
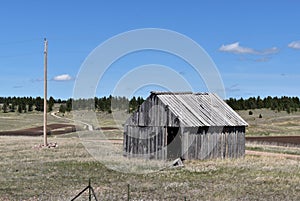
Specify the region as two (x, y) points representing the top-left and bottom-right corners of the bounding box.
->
(71, 179), (189, 201)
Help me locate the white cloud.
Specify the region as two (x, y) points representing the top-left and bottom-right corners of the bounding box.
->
(219, 42), (256, 54)
(288, 41), (300, 49)
(219, 42), (279, 55)
(53, 74), (72, 81)
(261, 47), (279, 55)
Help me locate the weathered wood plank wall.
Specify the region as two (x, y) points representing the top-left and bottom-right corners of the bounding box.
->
(124, 126), (245, 160)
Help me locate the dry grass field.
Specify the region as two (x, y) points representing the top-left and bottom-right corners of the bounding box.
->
(0, 112), (71, 132)
(1, 134), (300, 200)
(237, 109), (300, 136)
(0, 109), (300, 200)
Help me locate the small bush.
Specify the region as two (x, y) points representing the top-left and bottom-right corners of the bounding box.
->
(249, 111), (253, 115)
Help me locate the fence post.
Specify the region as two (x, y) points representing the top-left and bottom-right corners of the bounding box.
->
(89, 179), (91, 201)
(127, 184), (130, 201)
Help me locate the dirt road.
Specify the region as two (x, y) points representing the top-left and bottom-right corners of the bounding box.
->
(51, 111), (94, 131)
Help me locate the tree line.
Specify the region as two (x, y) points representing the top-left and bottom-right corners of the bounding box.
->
(1, 95), (299, 114)
(0, 96), (60, 113)
(60, 96), (144, 113)
(226, 96), (300, 113)
(0, 96), (144, 114)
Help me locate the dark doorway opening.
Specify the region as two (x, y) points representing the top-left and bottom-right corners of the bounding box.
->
(167, 127), (181, 159)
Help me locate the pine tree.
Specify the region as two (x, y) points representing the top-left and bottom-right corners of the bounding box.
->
(9, 103), (16, 112)
(22, 103), (27, 113)
(2, 103), (8, 113)
(66, 98), (72, 112)
(18, 104), (22, 113)
(35, 97), (43, 111)
(28, 102), (33, 112)
(59, 104), (66, 113)
(48, 96), (55, 112)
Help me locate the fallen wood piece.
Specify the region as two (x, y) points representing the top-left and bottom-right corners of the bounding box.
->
(33, 142), (58, 149)
(171, 158), (184, 167)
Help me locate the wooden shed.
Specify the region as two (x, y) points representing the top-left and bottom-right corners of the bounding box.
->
(123, 92), (248, 160)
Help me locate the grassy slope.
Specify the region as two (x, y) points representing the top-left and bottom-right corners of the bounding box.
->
(1, 135), (300, 200)
(0, 112), (71, 132)
(237, 109), (300, 136)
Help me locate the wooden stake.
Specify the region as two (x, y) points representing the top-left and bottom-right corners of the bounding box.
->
(43, 38), (48, 146)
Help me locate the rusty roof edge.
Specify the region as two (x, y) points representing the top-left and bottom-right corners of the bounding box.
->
(151, 91), (193, 95)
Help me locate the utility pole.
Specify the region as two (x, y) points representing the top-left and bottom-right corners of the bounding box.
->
(43, 38), (48, 146)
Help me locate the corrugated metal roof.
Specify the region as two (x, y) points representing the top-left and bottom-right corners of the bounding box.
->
(154, 92), (248, 127)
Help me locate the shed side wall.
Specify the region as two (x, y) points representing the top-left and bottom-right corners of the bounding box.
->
(181, 126), (245, 160)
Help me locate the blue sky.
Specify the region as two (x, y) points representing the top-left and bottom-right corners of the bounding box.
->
(0, 1), (299, 99)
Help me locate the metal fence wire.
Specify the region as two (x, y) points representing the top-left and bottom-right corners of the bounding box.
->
(71, 179), (98, 201)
